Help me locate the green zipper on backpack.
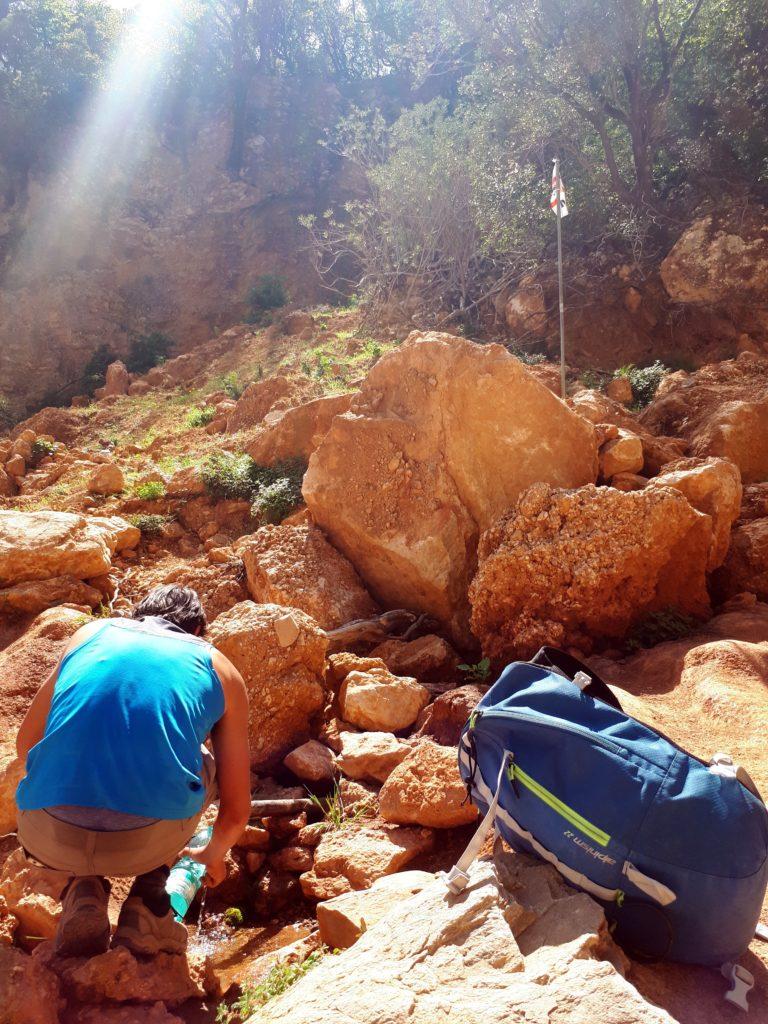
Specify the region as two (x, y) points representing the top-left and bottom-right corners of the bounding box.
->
(506, 758), (611, 848)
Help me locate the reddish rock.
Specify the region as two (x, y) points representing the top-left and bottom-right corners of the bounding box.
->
(0, 945), (63, 1024)
(303, 331), (597, 645)
(378, 740), (478, 828)
(208, 602), (328, 769)
(338, 666), (429, 732)
(470, 482), (712, 660)
(103, 361), (130, 397)
(0, 576), (102, 616)
(235, 826), (271, 851)
(414, 685), (485, 746)
(87, 462), (125, 495)
(283, 739), (335, 783)
(269, 845), (314, 873)
(252, 869), (301, 916)
(599, 430), (644, 479)
(246, 394), (353, 467)
(0, 849), (69, 940)
(227, 376), (293, 433)
(240, 523), (377, 630)
(369, 635), (460, 684)
(335, 731), (409, 783)
(713, 518), (768, 602)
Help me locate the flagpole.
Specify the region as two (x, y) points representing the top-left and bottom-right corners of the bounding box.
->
(554, 156), (566, 399)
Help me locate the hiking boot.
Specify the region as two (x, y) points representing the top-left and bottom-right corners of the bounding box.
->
(112, 897), (188, 956)
(54, 876), (111, 958)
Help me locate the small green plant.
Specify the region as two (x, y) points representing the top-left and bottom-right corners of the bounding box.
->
(614, 361), (669, 408)
(187, 406), (217, 428)
(458, 657), (492, 683)
(223, 906), (244, 929)
(251, 477), (299, 524)
(134, 480), (166, 501)
(126, 332), (173, 374)
(626, 609), (698, 652)
(29, 438), (56, 466)
(202, 452), (258, 501)
(129, 513), (171, 536)
(300, 359), (312, 376)
(308, 781), (373, 831)
(216, 949), (328, 1024)
(581, 369), (606, 391)
(256, 363), (264, 380)
(83, 343), (115, 393)
(508, 346), (546, 366)
(0, 395), (14, 428)
(223, 371), (244, 400)
(245, 273), (288, 325)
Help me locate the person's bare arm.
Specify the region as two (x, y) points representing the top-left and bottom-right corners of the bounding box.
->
(185, 651), (251, 887)
(16, 621), (104, 761)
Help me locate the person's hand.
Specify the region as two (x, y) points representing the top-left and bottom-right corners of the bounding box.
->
(181, 842), (228, 888)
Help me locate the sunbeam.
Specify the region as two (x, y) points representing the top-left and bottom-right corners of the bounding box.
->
(12, 0), (184, 283)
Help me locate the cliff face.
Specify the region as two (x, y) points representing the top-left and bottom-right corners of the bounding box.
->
(0, 74), (348, 414)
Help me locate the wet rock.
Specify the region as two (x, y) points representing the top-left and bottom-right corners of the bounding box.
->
(303, 331), (597, 645)
(316, 870), (436, 949)
(283, 740), (335, 783)
(0, 576), (102, 615)
(335, 731), (409, 783)
(378, 740), (478, 828)
(208, 602), (328, 769)
(70, 1005), (184, 1024)
(269, 845), (314, 873)
(368, 635), (460, 684)
(647, 456), (742, 569)
(414, 685), (485, 746)
(250, 859), (671, 1024)
(87, 462), (125, 495)
(240, 524), (377, 630)
(338, 666), (429, 732)
(470, 482), (712, 660)
(252, 869), (301, 916)
(246, 394), (353, 467)
(300, 823), (433, 899)
(0, 945), (64, 1024)
(0, 511), (138, 587)
(261, 813), (307, 841)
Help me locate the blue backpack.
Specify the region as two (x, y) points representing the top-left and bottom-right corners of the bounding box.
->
(448, 648), (768, 1010)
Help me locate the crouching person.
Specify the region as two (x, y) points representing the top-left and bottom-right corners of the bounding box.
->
(14, 584), (251, 957)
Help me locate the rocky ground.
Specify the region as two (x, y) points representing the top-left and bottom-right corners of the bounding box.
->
(1, 286), (768, 1023)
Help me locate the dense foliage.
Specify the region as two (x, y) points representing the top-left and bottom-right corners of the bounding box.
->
(1, 0), (766, 323)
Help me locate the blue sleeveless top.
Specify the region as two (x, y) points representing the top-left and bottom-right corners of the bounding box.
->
(16, 617), (225, 820)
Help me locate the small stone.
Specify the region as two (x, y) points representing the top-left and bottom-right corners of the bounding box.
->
(5, 454), (25, 478)
(236, 826), (271, 851)
(335, 731), (409, 783)
(246, 851), (267, 874)
(274, 612), (300, 647)
(88, 463), (125, 495)
(283, 740), (335, 783)
(339, 667), (430, 732)
(269, 845), (314, 873)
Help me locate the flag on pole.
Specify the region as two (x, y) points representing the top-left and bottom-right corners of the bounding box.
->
(550, 167), (568, 217)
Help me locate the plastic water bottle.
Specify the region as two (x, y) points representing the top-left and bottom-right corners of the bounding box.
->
(165, 826), (213, 921)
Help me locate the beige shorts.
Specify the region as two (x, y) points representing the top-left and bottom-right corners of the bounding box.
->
(17, 752), (217, 878)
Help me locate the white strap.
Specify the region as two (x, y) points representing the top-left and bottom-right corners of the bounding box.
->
(709, 752), (763, 801)
(623, 862), (677, 906)
(573, 671), (592, 691)
(444, 758), (507, 894)
(721, 962), (754, 1012)
(755, 922), (768, 942)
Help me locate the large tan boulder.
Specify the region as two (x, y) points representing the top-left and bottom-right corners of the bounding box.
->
(0, 576), (102, 616)
(379, 740), (478, 828)
(713, 518), (768, 602)
(207, 602), (328, 769)
(240, 524), (377, 630)
(300, 823), (434, 900)
(250, 859), (673, 1024)
(647, 457), (742, 569)
(303, 332), (598, 644)
(0, 511), (139, 587)
(599, 429), (644, 479)
(0, 945), (64, 1024)
(641, 354), (768, 483)
(316, 870), (436, 949)
(339, 666), (429, 732)
(246, 393), (354, 466)
(470, 482), (712, 661)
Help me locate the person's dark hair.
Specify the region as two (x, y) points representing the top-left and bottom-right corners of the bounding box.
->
(133, 585), (207, 635)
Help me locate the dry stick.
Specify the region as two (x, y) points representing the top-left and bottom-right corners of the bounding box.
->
(249, 798), (314, 817)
